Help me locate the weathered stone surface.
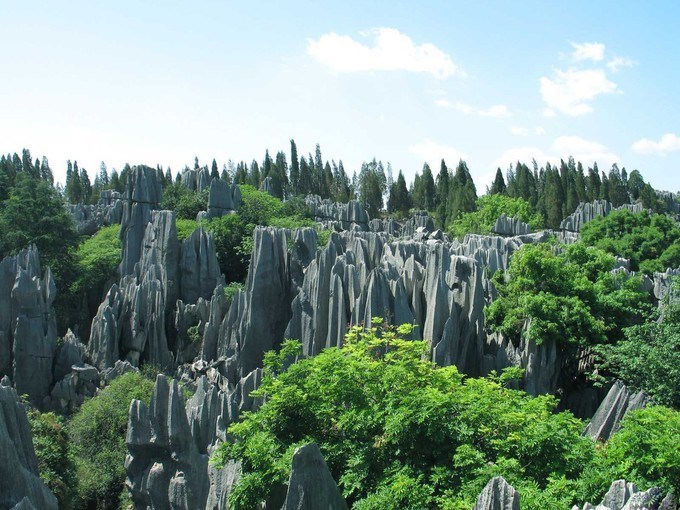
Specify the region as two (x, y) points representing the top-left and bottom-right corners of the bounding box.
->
(560, 200), (647, 232)
(281, 443), (348, 510)
(306, 195), (370, 231)
(0, 245), (58, 404)
(68, 190), (123, 235)
(207, 179), (241, 219)
(180, 227), (221, 304)
(181, 167), (211, 192)
(472, 476), (520, 510)
(577, 479), (672, 510)
(259, 176), (275, 196)
(126, 370), (262, 510)
(492, 213), (531, 236)
(119, 165), (164, 277)
(585, 380), (649, 441)
(0, 385), (57, 510)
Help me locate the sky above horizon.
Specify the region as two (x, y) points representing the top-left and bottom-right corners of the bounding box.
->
(2, 1), (679, 192)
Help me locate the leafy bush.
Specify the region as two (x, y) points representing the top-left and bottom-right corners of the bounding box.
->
(212, 321), (594, 510)
(71, 224), (121, 296)
(580, 209), (680, 274)
(449, 194), (543, 239)
(176, 218), (199, 241)
(160, 181), (209, 220)
(28, 409), (77, 508)
(68, 372), (154, 510)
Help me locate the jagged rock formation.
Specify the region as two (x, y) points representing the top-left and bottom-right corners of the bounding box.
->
(584, 380), (649, 441)
(0, 245), (58, 405)
(119, 165), (164, 277)
(281, 443), (348, 510)
(492, 213), (531, 236)
(69, 190), (123, 235)
(259, 175), (275, 196)
(180, 167), (211, 192)
(652, 268), (680, 304)
(125, 371), (262, 509)
(0, 384), (58, 510)
(575, 479), (675, 510)
(472, 476), (520, 510)
(401, 210), (436, 237)
(206, 178), (241, 219)
(560, 200), (646, 232)
(306, 195), (370, 231)
(88, 210), (221, 371)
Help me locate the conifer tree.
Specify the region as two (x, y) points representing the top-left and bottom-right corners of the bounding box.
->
(211, 159), (219, 180)
(289, 139), (300, 195)
(489, 168), (506, 195)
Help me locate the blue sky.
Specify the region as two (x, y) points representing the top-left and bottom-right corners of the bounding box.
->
(2, 1), (679, 192)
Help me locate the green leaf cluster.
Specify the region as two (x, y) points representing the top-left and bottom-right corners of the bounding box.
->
(70, 224), (121, 296)
(212, 322), (595, 509)
(449, 194), (544, 239)
(486, 242), (649, 348)
(580, 209), (680, 274)
(160, 181), (209, 220)
(67, 372), (154, 510)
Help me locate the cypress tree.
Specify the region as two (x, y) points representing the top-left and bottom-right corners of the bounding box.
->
(489, 168), (506, 195)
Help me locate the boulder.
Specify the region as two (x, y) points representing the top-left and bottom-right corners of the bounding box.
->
(585, 381), (649, 441)
(472, 476), (520, 510)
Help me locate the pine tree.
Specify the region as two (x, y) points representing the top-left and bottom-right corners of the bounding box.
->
(211, 159), (219, 180)
(420, 163), (436, 211)
(436, 159), (450, 227)
(289, 139), (300, 195)
(298, 156), (313, 195)
(249, 160), (261, 188)
(489, 168), (506, 195)
(262, 150), (272, 180)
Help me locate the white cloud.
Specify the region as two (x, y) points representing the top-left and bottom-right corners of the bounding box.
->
(510, 126), (530, 136)
(307, 28), (462, 79)
(552, 135), (619, 167)
(493, 147), (549, 170)
(435, 99), (510, 117)
(607, 56), (636, 73)
(540, 68), (618, 116)
(632, 133), (680, 155)
(571, 42), (605, 61)
(409, 139), (468, 167)
(535, 126), (546, 136)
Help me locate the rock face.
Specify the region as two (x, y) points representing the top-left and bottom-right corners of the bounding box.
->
(0, 384), (58, 510)
(0, 245), (58, 405)
(472, 476), (520, 510)
(206, 179), (241, 219)
(68, 190), (123, 235)
(306, 195), (370, 231)
(281, 443), (348, 510)
(259, 176), (275, 196)
(492, 214), (531, 236)
(125, 371), (261, 510)
(584, 380), (649, 441)
(119, 165), (164, 277)
(180, 167), (211, 192)
(560, 200), (646, 232)
(576, 479), (673, 510)
(88, 210), (221, 371)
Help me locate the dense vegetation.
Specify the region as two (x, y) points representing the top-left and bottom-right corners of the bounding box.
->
(213, 323), (680, 509)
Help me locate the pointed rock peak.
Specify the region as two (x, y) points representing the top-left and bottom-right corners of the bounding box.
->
(472, 476), (520, 510)
(282, 443), (348, 510)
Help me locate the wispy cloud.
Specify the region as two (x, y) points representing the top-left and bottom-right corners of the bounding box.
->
(307, 28), (463, 79)
(540, 68), (618, 116)
(607, 56), (636, 73)
(435, 99), (510, 118)
(571, 41), (605, 61)
(632, 133), (680, 155)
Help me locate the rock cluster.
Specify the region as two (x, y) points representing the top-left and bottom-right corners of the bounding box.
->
(560, 200), (647, 232)
(88, 210), (221, 371)
(259, 175), (275, 196)
(472, 476), (520, 510)
(0, 245), (58, 405)
(492, 213), (532, 236)
(180, 167), (211, 192)
(69, 190), (124, 235)
(306, 195), (370, 231)
(575, 479), (675, 510)
(584, 380), (649, 442)
(125, 371), (262, 509)
(206, 178), (241, 219)
(0, 383), (58, 510)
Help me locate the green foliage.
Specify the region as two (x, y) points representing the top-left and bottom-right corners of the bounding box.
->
(28, 409), (77, 508)
(595, 282), (680, 408)
(71, 224), (121, 296)
(597, 406), (680, 496)
(176, 218), (199, 241)
(205, 213), (251, 283)
(449, 194), (543, 238)
(486, 242), (649, 349)
(160, 181), (209, 220)
(68, 372), (154, 510)
(212, 322), (594, 510)
(238, 185), (285, 225)
(224, 281), (244, 303)
(580, 209), (680, 274)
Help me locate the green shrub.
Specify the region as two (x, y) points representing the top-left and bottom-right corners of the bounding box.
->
(68, 372), (154, 510)
(176, 218), (199, 241)
(71, 224), (121, 296)
(449, 194), (543, 239)
(212, 321), (594, 510)
(160, 181), (209, 220)
(28, 409), (77, 508)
